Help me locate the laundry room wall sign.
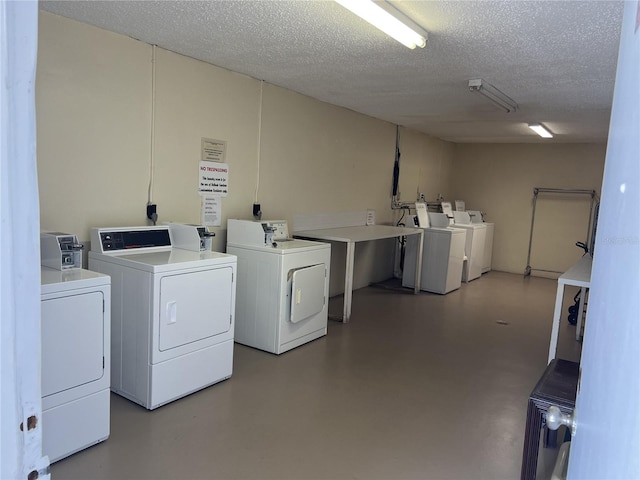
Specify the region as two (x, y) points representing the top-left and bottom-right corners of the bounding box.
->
(198, 161), (229, 196)
(201, 138), (226, 162)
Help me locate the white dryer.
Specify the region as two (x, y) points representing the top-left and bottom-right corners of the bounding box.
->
(402, 212), (466, 294)
(89, 226), (236, 410)
(452, 211), (487, 282)
(226, 219), (330, 354)
(41, 266), (111, 463)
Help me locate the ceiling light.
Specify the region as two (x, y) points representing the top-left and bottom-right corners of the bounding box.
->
(529, 123), (554, 138)
(468, 78), (518, 113)
(335, 0), (427, 49)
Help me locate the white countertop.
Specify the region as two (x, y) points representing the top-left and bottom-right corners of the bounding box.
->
(558, 255), (592, 287)
(293, 224), (423, 322)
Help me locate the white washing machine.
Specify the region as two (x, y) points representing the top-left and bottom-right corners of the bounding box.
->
(41, 266), (111, 463)
(226, 219), (330, 354)
(402, 212), (466, 294)
(482, 222), (494, 273)
(468, 210), (494, 273)
(452, 211), (487, 282)
(88, 225), (236, 410)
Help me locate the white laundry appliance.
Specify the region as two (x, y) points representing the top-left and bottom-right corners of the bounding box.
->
(167, 222), (215, 252)
(402, 211), (466, 294)
(468, 210), (495, 273)
(88, 225), (236, 410)
(226, 219), (330, 355)
(40, 244), (111, 462)
(41, 231), (85, 270)
(452, 211), (487, 282)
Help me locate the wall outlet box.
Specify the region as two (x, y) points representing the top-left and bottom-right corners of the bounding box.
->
(146, 204), (157, 220)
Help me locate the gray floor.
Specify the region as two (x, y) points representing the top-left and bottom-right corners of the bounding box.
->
(51, 271), (582, 480)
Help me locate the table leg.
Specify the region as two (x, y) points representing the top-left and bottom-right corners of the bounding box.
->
(548, 282), (565, 364)
(575, 287), (587, 341)
(414, 230), (424, 294)
(342, 241), (355, 323)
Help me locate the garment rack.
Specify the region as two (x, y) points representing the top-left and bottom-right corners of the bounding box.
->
(524, 187), (598, 276)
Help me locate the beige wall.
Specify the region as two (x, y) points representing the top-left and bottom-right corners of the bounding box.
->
(36, 12), (454, 293)
(451, 144), (606, 276)
(151, 47), (260, 233)
(394, 128), (455, 208)
(36, 13), (151, 233)
(37, 12), (606, 289)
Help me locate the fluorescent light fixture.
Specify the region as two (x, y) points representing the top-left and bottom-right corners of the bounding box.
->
(335, 0), (427, 49)
(529, 123), (554, 138)
(468, 78), (518, 113)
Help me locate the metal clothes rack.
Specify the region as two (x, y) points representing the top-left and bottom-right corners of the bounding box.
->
(524, 187), (599, 276)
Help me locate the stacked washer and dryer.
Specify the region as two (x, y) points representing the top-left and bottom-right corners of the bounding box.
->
(89, 224), (237, 410)
(40, 232), (111, 463)
(401, 206), (466, 294)
(226, 219), (330, 355)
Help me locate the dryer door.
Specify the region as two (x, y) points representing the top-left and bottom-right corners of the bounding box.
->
(159, 267), (233, 351)
(290, 264), (326, 324)
(41, 291), (105, 397)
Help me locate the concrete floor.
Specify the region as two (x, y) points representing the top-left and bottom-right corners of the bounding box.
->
(50, 271), (582, 480)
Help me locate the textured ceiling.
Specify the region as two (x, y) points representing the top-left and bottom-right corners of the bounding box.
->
(39, 0), (624, 143)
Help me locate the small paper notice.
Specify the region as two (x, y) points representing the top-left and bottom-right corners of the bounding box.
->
(201, 196), (221, 226)
(201, 138), (226, 162)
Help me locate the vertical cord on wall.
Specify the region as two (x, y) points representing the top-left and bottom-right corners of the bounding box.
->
(254, 80), (263, 204)
(147, 45), (158, 224)
(392, 124), (401, 200)
(393, 125), (405, 279)
(148, 45), (156, 204)
(251, 80), (263, 220)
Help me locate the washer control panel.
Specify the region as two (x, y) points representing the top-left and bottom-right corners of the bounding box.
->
(91, 227), (171, 253)
(227, 219), (292, 247)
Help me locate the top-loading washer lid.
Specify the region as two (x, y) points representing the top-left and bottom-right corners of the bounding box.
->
(467, 210), (484, 223)
(453, 211), (472, 224)
(428, 212), (450, 228)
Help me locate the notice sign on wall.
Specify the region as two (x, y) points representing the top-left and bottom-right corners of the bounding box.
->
(201, 138), (227, 162)
(201, 195), (222, 226)
(198, 161), (229, 196)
